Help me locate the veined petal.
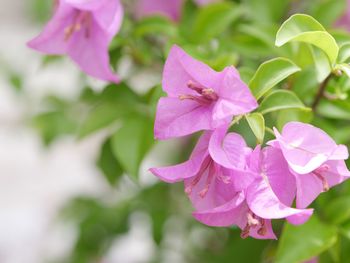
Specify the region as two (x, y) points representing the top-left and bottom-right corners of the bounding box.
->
(67, 20), (119, 83)
(263, 147), (296, 206)
(162, 45), (221, 97)
(150, 132), (211, 183)
(273, 122), (338, 174)
(247, 177), (313, 224)
(154, 97), (213, 139)
(92, 0), (123, 38)
(295, 160), (350, 208)
(214, 66), (258, 114)
(27, 2), (74, 54)
(192, 192), (246, 227)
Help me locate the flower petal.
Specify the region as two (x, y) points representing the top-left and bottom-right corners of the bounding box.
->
(213, 67), (258, 119)
(27, 2), (74, 55)
(162, 45), (222, 97)
(273, 122), (338, 174)
(192, 191), (246, 227)
(208, 125), (248, 169)
(67, 20), (119, 82)
(295, 160), (350, 208)
(150, 132), (211, 183)
(247, 177), (313, 224)
(154, 97), (214, 139)
(134, 0), (183, 21)
(263, 147), (296, 206)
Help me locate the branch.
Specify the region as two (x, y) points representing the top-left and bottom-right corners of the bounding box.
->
(311, 74), (332, 110)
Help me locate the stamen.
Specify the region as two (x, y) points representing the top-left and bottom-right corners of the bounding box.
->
(240, 224), (250, 239)
(218, 174), (231, 184)
(180, 80), (218, 105)
(202, 88), (218, 101)
(199, 163), (216, 198)
(313, 164), (330, 192)
(257, 219), (267, 236)
(313, 172), (330, 192)
(185, 173), (201, 195)
(187, 80), (204, 94)
(178, 94), (212, 105)
(184, 157), (211, 195)
(64, 12), (92, 41)
(247, 211), (260, 227)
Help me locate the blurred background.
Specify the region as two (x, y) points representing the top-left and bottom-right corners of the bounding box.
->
(1, 0), (350, 262)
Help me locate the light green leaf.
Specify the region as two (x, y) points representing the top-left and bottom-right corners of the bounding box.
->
(275, 216), (338, 263)
(192, 2), (241, 42)
(245, 113), (265, 144)
(311, 47), (333, 83)
(259, 90), (310, 114)
(276, 14), (339, 64)
(111, 116), (154, 180)
(249, 57), (301, 100)
(338, 43), (350, 63)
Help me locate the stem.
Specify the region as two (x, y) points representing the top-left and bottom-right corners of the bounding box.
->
(312, 74), (332, 111)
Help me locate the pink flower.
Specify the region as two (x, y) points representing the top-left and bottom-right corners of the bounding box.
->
(270, 122), (350, 208)
(150, 125), (256, 210)
(194, 146), (313, 239)
(135, 0), (183, 22)
(154, 45), (257, 139)
(27, 0), (123, 83)
(135, 0), (220, 21)
(335, 0), (350, 30)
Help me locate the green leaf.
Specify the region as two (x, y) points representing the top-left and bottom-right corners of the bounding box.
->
(249, 57), (301, 99)
(338, 43), (350, 63)
(259, 90), (310, 114)
(275, 216), (338, 263)
(111, 116), (154, 180)
(134, 16), (177, 37)
(245, 113), (265, 144)
(97, 139), (124, 186)
(78, 84), (142, 138)
(324, 196), (350, 225)
(276, 14), (339, 64)
(192, 2), (241, 42)
(244, 0), (290, 24)
(78, 103), (124, 138)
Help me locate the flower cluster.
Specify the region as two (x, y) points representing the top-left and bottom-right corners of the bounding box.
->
(150, 45), (350, 239)
(27, 0), (218, 83)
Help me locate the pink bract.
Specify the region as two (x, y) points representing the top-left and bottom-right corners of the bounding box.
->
(27, 0), (123, 83)
(194, 146), (313, 239)
(154, 45), (257, 139)
(270, 122), (350, 208)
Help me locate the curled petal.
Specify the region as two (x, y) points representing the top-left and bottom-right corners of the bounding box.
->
(247, 177), (313, 224)
(208, 125), (248, 169)
(273, 122), (339, 174)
